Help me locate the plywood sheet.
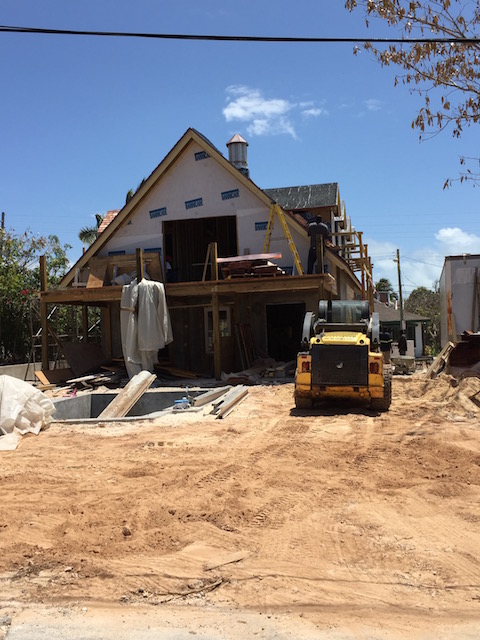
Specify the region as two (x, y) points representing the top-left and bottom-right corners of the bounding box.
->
(61, 342), (107, 377)
(34, 368), (74, 385)
(86, 261), (107, 288)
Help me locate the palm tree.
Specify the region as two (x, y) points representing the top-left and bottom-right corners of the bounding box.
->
(79, 213), (104, 246)
(125, 178), (146, 204)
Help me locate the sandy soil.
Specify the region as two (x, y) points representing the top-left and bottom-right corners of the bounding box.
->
(2, 372), (480, 638)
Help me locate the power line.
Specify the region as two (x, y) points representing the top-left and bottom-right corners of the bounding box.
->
(369, 254), (443, 268)
(1, 25), (479, 44)
(402, 255), (444, 267)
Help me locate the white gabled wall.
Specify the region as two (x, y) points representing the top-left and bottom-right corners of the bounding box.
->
(101, 141), (309, 271)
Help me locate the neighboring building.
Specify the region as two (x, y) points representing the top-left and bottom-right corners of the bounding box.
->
(439, 254), (480, 346)
(40, 128), (373, 378)
(374, 299), (429, 357)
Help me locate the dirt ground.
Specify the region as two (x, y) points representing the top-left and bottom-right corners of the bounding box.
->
(2, 371), (480, 638)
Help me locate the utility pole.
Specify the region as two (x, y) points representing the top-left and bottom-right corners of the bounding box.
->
(0, 212), (4, 260)
(395, 248), (405, 331)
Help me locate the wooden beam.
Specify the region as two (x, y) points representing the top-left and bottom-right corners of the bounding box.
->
(165, 274), (337, 298)
(40, 255), (49, 370)
(136, 248), (144, 281)
(82, 305), (88, 342)
(202, 243), (212, 281)
(40, 287), (123, 304)
(211, 242), (218, 281)
(87, 253), (160, 267)
(97, 370), (156, 419)
(39, 273), (338, 305)
(103, 305), (112, 360)
(212, 288), (222, 380)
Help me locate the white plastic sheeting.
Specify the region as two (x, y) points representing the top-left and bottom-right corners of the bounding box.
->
(0, 375), (55, 451)
(120, 279), (173, 379)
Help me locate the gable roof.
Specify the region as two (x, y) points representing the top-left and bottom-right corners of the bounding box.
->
(374, 300), (429, 323)
(60, 128), (277, 288)
(264, 183), (339, 211)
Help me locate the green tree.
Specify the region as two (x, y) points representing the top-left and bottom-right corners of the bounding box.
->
(0, 227), (70, 363)
(345, 0), (480, 185)
(79, 213), (104, 247)
(376, 277), (398, 299)
(126, 178), (146, 204)
(405, 284), (441, 353)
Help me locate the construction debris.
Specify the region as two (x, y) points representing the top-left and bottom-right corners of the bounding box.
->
(192, 386), (232, 407)
(210, 385), (248, 419)
(391, 356), (416, 376)
(426, 342), (455, 379)
(0, 375), (55, 451)
(221, 368), (262, 385)
(216, 253), (284, 279)
(263, 360), (296, 378)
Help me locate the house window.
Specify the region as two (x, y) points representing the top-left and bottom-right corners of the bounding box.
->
(204, 307), (231, 354)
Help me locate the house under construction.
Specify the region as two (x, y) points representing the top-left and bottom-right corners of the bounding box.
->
(38, 128), (374, 379)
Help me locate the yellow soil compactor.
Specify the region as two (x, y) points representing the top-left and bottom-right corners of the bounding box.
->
(294, 300), (392, 411)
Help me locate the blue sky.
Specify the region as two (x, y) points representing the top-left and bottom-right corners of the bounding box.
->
(1, 0), (479, 296)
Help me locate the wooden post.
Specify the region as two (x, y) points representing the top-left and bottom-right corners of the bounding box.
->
(39, 255), (49, 370)
(211, 242), (218, 280)
(472, 267), (478, 331)
(82, 305), (88, 342)
(212, 287), (222, 380)
(104, 305), (112, 360)
(136, 248), (144, 281)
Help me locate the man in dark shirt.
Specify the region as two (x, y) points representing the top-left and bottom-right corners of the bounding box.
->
(379, 328), (392, 364)
(307, 217), (330, 274)
(398, 331), (408, 356)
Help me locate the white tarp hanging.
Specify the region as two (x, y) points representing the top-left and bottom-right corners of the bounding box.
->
(120, 279), (173, 378)
(0, 375), (56, 451)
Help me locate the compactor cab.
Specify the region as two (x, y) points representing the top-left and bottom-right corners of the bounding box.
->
(294, 300), (392, 411)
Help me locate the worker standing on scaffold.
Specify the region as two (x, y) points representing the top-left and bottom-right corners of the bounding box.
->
(307, 217), (330, 274)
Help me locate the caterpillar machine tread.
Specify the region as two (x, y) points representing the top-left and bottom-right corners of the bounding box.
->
(294, 300), (392, 411)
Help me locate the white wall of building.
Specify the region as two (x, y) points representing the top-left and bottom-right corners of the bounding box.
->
(101, 141), (309, 272)
(440, 254), (480, 345)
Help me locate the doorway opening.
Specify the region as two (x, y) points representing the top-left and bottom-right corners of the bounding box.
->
(266, 303), (306, 362)
(163, 216), (237, 282)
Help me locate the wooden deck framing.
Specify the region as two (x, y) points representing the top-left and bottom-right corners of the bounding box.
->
(38, 249), (337, 379)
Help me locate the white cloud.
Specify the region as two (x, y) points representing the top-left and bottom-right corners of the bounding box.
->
(364, 98), (383, 112)
(302, 107), (328, 118)
(223, 85), (327, 138)
(434, 227), (480, 254)
(366, 238), (442, 293)
(366, 228), (480, 295)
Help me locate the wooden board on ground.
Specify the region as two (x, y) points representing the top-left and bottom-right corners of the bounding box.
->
(97, 370), (156, 419)
(155, 364), (199, 379)
(35, 368), (74, 386)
